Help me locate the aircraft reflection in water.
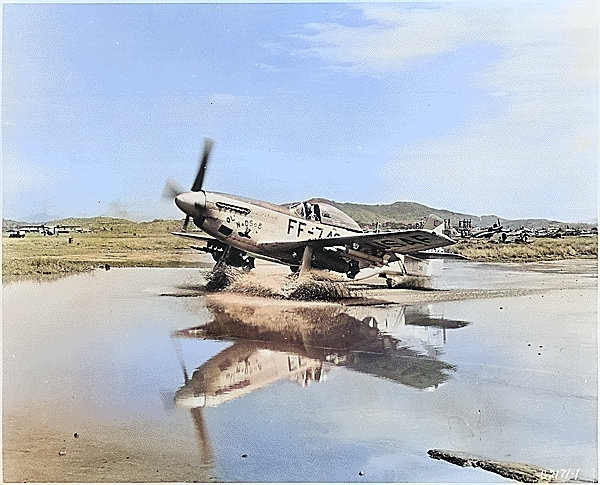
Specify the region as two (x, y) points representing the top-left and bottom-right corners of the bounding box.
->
(171, 298), (469, 464)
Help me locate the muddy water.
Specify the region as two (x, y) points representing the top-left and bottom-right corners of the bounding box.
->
(2, 262), (597, 483)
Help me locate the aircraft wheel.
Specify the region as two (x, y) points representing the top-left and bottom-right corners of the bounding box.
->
(346, 260), (360, 279)
(243, 257), (255, 271)
(386, 278), (395, 289)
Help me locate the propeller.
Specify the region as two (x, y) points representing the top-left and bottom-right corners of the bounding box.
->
(163, 138), (214, 231)
(182, 214), (191, 232)
(160, 336), (191, 414)
(162, 179), (186, 200)
(172, 336), (190, 384)
(191, 407), (215, 466)
(160, 390), (177, 414)
(167, 335), (215, 466)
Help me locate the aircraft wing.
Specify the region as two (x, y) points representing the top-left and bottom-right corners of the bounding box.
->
(260, 230), (454, 256)
(171, 231), (217, 242)
(172, 231), (286, 264)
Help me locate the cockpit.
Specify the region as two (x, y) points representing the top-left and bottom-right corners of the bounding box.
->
(289, 201), (319, 221)
(286, 201), (362, 232)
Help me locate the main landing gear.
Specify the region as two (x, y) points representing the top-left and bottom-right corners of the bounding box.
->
(211, 244), (255, 271)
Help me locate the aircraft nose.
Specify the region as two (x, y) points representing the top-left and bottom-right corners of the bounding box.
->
(175, 191), (206, 216)
(174, 387), (206, 409)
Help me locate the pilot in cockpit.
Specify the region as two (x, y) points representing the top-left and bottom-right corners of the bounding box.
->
(303, 202), (322, 222)
(290, 201), (322, 223)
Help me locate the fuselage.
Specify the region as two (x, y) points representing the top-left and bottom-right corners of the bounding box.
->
(175, 190), (363, 265)
(175, 341), (324, 409)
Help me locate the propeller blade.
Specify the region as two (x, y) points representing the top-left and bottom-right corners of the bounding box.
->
(172, 336), (190, 383)
(191, 139), (214, 192)
(182, 215), (191, 232)
(163, 179), (186, 200)
(160, 390), (177, 414)
(191, 407), (214, 465)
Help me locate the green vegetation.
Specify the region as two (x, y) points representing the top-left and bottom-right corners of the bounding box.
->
(46, 217), (184, 234)
(327, 200), (443, 227)
(450, 236), (597, 262)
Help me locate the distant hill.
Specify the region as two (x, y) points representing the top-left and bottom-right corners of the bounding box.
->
(4, 201), (593, 234)
(311, 199), (575, 230)
(45, 217), (184, 234)
(2, 220), (23, 231)
(22, 212), (62, 224)
(2, 217), (184, 234)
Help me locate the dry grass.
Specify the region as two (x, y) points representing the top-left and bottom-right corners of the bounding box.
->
(2, 229), (201, 279)
(3, 219), (596, 281)
(451, 236), (597, 262)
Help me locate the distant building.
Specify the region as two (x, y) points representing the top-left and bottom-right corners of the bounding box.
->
(18, 225), (46, 233)
(7, 224), (91, 236)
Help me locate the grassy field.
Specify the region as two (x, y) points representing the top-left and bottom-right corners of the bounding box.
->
(2, 218), (206, 280)
(449, 236), (597, 262)
(2, 217), (597, 280)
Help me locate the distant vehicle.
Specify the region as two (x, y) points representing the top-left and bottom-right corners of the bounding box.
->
(560, 226), (582, 237)
(166, 139), (454, 284)
(7, 230), (25, 238)
(534, 226), (564, 238)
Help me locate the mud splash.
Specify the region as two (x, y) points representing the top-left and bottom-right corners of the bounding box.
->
(205, 267), (356, 301)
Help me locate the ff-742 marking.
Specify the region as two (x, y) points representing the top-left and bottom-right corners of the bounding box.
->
(287, 219), (340, 239)
(166, 139), (455, 284)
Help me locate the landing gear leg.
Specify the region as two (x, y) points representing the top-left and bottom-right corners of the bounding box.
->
(213, 245), (231, 270)
(299, 245), (313, 279)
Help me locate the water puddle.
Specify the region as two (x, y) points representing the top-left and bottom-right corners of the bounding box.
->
(2, 263), (597, 482)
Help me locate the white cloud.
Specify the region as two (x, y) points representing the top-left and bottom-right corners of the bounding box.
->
(302, 5), (501, 74)
(301, 1), (598, 220)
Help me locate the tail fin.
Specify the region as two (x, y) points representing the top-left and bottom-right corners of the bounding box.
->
(423, 214), (445, 235)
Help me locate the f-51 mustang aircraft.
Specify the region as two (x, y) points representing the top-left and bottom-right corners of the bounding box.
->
(166, 140), (454, 284)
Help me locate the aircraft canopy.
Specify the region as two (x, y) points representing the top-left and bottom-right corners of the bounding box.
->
(286, 201), (363, 232)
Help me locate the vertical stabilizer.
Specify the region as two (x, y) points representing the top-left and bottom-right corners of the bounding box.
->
(423, 214), (445, 235)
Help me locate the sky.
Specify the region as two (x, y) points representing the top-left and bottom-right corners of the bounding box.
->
(2, 1), (598, 223)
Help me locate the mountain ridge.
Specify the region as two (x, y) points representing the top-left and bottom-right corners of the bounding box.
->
(3, 200), (594, 231)
(311, 199), (583, 230)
